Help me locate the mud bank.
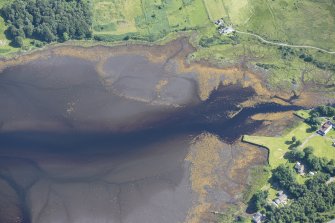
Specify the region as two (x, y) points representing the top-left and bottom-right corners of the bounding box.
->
(0, 39), (306, 223)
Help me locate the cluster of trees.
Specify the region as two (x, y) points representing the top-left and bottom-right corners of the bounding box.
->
(286, 147), (335, 175)
(266, 165), (335, 223)
(0, 0), (92, 47)
(287, 136), (302, 149)
(247, 190), (268, 213)
(271, 165), (308, 198)
(299, 53), (335, 72)
(262, 148), (335, 222)
(278, 46), (295, 60)
(248, 147), (335, 222)
(305, 105), (335, 130)
(310, 105), (335, 118)
(198, 36), (228, 47)
(198, 34), (239, 48)
(279, 44), (335, 73)
(305, 116), (322, 131)
(255, 63), (279, 70)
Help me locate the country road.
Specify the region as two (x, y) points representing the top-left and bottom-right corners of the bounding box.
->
(235, 30), (335, 54)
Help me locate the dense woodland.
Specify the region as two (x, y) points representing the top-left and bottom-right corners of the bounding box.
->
(0, 0), (92, 46)
(249, 147), (335, 223)
(267, 165), (335, 222)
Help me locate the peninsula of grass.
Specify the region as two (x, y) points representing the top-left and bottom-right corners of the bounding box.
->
(243, 115), (335, 168)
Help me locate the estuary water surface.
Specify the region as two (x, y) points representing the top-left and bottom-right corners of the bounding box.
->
(0, 53), (301, 223)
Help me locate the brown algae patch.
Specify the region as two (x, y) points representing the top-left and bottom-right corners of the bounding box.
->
(155, 79), (169, 94)
(175, 59), (271, 101)
(0, 38), (271, 105)
(185, 134), (267, 222)
(251, 111), (294, 121)
(0, 37), (332, 107)
(186, 133), (222, 223)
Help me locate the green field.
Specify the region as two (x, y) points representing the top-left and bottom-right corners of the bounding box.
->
(243, 116), (335, 168)
(0, 0), (334, 47)
(92, 0), (211, 41)
(92, 0), (335, 49)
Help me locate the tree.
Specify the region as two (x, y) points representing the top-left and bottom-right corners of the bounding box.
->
(13, 36), (23, 47)
(295, 140), (302, 147)
(303, 147), (314, 157)
(272, 165), (296, 190)
(292, 136), (297, 142)
(285, 150), (305, 162)
(24, 22), (34, 37)
(62, 32), (69, 42)
(247, 190), (268, 213)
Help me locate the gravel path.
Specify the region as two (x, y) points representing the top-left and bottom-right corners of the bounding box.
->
(236, 30), (335, 54)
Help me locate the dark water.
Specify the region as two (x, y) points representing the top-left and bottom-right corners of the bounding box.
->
(0, 55), (302, 223)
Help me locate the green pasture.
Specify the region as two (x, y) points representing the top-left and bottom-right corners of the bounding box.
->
(92, 0), (211, 41)
(91, 0), (335, 50)
(243, 113), (335, 168)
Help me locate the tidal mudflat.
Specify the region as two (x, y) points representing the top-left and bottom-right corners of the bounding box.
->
(0, 40), (302, 223)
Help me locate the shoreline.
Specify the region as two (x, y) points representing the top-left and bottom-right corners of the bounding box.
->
(0, 35), (332, 223)
(1, 35), (331, 108)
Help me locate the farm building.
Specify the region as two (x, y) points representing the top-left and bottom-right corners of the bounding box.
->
(317, 121), (333, 136)
(252, 212), (265, 223)
(218, 26), (235, 35)
(295, 162), (305, 175)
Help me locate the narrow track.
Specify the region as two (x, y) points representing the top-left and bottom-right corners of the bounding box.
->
(236, 30), (335, 54)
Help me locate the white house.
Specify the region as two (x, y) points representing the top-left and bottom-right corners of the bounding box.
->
(295, 162), (305, 175)
(318, 121), (333, 136)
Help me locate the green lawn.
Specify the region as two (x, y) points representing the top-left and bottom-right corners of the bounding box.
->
(243, 165), (270, 202)
(203, 0), (226, 21)
(92, 0), (212, 41)
(243, 114), (335, 168)
(305, 130), (335, 159)
(294, 110), (311, 120)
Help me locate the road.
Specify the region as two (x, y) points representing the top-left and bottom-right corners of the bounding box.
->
(235, 30), (335, 54)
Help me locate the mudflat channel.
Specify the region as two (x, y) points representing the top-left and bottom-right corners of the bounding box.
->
(0, 40), (301, 223)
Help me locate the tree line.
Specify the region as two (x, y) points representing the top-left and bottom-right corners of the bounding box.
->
(249, 147), (335, 223)
(266, 165), (335, 222)
(0, 0), (92, 47)
(305, 105), (335, 131)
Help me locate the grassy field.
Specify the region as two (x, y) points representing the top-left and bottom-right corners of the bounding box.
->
(243, 166), (271, 202)
(243, 114), (335, 168)
(91, 0), (335, 50)
(92, 0), (211, 41)
(233, 0), (335, 50)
